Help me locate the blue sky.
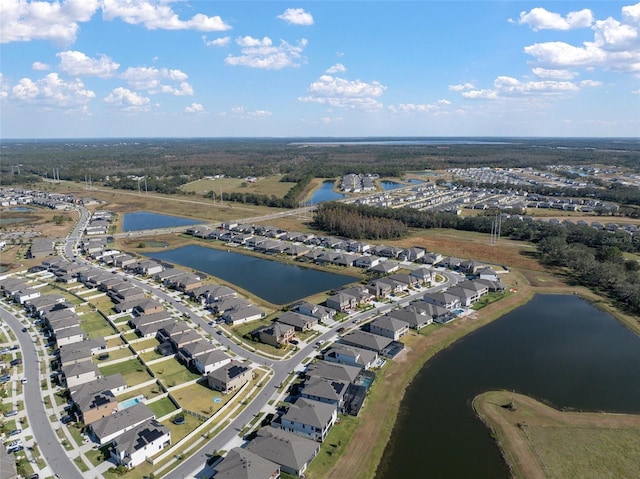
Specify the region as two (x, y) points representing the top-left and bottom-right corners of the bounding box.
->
(1, 1), (638, 138)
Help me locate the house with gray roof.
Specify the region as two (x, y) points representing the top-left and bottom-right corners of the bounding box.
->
(305, 360), (362, 383)
(386, 308), (433, 330)
(90, 403), (155, 445)
(61, 361), (101, 388)
(404, 300), (450, 324)
(222, 305), (266, 325)
(278, 397), (337, 442)
(111, 419), (171, 469)
(293, 302), (335, 323)
(340, 330), (393, 353)
(275, 311), (318, 332)
(369, 316), (409, 341)
(207, 363), (252, 394)
(246, 426), (319, 477)
(193, 349), (232, 375)
(178, 340), (217, 367)
(55, 325), (87, 346)
(300, 376), (349, 410)
(323, 344), (378, 370)
(259, 322), (295, 348)
(423, 291), (461, 310)
(130, 311), (173, 330)
(212, 447), (280, 479)
(58, 338), (106, 365)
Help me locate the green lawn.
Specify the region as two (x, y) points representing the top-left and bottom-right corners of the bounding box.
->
(99, 358), (153, 385)
(140, 349), (164, 363)
(78, 311), (117, 338)
(171, 382), (225, 417)
(150, 358), (200, 387)
(181, 176), (297, 198)
(106, 336), (125, 348)
(92, 347), (134, 364)
(147, 397), (178, 417)
(129, 337), (160, 353)
(116, 383), (164, 402)
(163, 413), (205, 443)
(305, 415), (360, 478)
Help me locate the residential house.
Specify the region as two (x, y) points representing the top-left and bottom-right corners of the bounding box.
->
(55, 325), (88, 346)
(305, 360), (362, 384)
(259, 322), (295, 348)
(276, 311), (318, 332)
(404, 300), (450, 324)
(300, 377), (349, 410)
(212, 448), (280, 479)
(130, 311), (173, 332)
(58, 339), (106, 365)
(400, 247), (425, 262)
(460, 260), (486, 275)
(90, 403), (155, 445)
(111, 419), (171, 469)
(368, 261), (400, 275)
(245, 426), (319, 477)
(323, 344), (378, 370)
(340, 330), (393, 354)
(422, 291), (461, 311)
(61, 361), (102, 388)
(278, 397), (337, 442)
(75, 389), (118, 425)
(385, 308), (432, 330)
(354, 255), (381, 269)
(410, 267), (434, 284)
(368, 316), (409, 340)
(294, 302), (335, 323)
(13, 288), (41, 305)
(222, 305), (266, 325)
(207, 363), (252, 394)
(478, 267), (499, 282)
(193, 349), (232, 375)
(177, 340), (217, 368)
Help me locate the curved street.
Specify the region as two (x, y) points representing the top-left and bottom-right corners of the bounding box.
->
(7, 202), (461, 479)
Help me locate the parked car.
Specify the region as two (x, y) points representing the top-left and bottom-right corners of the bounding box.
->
(7, 445), (23, 454)
(4, 409), (18, 417)
(8, 428), (22, 436)
(21, 377), (27, 384)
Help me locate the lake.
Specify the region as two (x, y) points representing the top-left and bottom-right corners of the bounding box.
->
(144, 245), (356, 304)
(309, 181), (347, 204)
(122, 211), (202, 232)
(379, 181), (404, 191)
(376, 294), (640, 479)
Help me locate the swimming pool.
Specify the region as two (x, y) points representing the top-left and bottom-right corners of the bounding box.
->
(119, 395), (145, 410)
(454, 308), (465, 315)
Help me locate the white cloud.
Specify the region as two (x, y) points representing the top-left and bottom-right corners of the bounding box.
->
(184, 102), (204, 113)
(524, 3), (640, 75)
(277, 8), (314, 26)
(227, 105), (272, 118)
(32, 61), (50, 71)
(101, 0), (231, 31)
(299, 74), (386, 110)
(326, 63), (346, 74)
(579, 79), (603, 87)
(57, 50), (119, 77)
(104, 87), (150, 111)
(531, 67), (578, 80)
(460, 75), (585, 100)
(11, 72), (95, 108)
(448, 82), (475, 91)
(0, 0), (98, 44)
(0, 74), (10, 99)
(517, 7), (593, 31)
(202, 35), (230, 47)
(225, 36), (308, 69)
(320, 116), (343, 124)
(122, 66), (194, 95)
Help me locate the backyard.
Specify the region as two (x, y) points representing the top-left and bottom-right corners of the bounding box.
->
(99, 358), (153, 385)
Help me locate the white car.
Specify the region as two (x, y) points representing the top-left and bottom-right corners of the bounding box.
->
(21, 377), (27, 384)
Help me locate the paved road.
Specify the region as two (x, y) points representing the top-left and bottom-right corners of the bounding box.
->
(56, 203), (461, 479)
(0, 305), (84, 479)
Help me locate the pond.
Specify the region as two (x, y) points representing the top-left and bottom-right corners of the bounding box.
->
(122, 211), (202, 232)
(308, 181), (347, 204)
(379, 181), (404, 191)
(376, 294), (640, 479)
(0, 217), (29, 226)
(144, 245), (356, 304)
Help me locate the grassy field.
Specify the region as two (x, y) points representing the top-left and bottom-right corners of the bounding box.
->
(171, 381), (227, 417)
(181, 176), (297, 198)
(115, 383), (164, 402)
(162, 412), (205, 443)
(474, 390), (640, 479)
(78, 311), (117, 339)
(92, 346), (134, 364)
(129, 337), (160, 352)
(99, 358), (153, 385)
(150, 358), (201, 388)
(147, 397), (178, 417)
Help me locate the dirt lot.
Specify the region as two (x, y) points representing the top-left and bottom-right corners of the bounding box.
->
(474, 390), (640, 479)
